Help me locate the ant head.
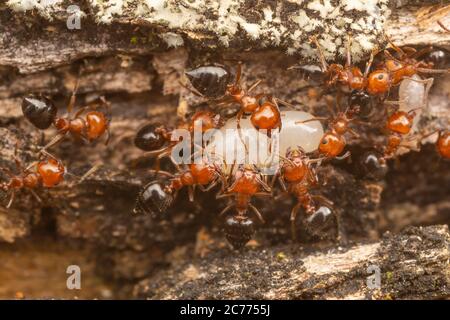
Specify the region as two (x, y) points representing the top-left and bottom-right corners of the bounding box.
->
(224, 215), (255, 249)
(134, 123), (168, 151)
(22, 95), (57, 130)
(367, 70), (390, 95)
(318, 132), (346, 158)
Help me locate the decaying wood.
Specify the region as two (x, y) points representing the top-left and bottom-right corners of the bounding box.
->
(133, 225), (450, 300)
(0, 1), (449, 299)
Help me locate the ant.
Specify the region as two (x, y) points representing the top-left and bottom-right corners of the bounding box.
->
(297, 100), (362, 160)
(216, 164), (272, 249)
(310, 35), (372, 93)
(185, 63), (282, 133)
(366, 36), (449, 96)
(134, 110), (222, 165)
(276, 147), (333, 239)
(22, 78), (111, 153)
(158, 156), (225, 202)
(0, 150), (65, 208)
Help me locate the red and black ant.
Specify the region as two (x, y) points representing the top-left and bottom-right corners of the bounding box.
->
(22, 79), (111, 153)
(134, 110), (223, 165)
(366, 36), (449, 96)
(185, 64), (283, 133)
(297, 100), (362, 160)
(0, 151), (65, 208)
(276, 147), (334, 239)
(215, 164), (272, 249)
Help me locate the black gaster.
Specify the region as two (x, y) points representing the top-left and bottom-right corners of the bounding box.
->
(185, 65), (231, 98)
(134, 181), (174, 218)
(224, 215), (255, 249)
(134, 124), (166, 151)
(22, 95), (57, 129)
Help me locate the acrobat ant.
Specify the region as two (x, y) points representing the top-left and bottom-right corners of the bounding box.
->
(133, 179), (175, 218)
(297, 101), (361, 160)
(366, 37), (449, 96)
(134, 155), (225, 216)
(310, 35), (373, 93)
(216, 164), (272, 249)
(163, 157), (224, 202)
(0, 151), (65, 208)
(134, 110), (222, 165)
(185, 64), (282, 133)
(276, 147), (333, 239)
(22, 79), (111, 153)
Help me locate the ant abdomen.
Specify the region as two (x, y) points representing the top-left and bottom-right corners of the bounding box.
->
(348, 91), (375, 120)
(224, 215), (255, 249)
(304, 206), (335, 237)
(134, 181), (174, 218)
(134, 124), (167, 151)
(22, 95), (57, 129)
(357, 150), (388, 180)
(185, 65), (231, 98)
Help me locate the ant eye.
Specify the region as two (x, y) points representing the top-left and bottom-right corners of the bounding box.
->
(377, 74), (384, 80)
(322, 138), (328, 145)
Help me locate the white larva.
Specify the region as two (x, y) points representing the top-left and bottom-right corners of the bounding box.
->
(204, 110), (323, 168)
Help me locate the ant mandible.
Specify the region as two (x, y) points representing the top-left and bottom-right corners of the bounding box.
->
(216, 164), (272, 249)
(277, 147), (333, 239)
(0, 150), (65, 208)
(22, 78), (111, 153)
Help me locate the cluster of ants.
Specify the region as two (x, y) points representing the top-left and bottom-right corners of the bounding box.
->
(0, 79), (110, 208)
(1, 35), (448, 249)
(133, 36), (449, 249)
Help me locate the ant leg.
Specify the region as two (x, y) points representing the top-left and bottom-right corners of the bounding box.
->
(78, 163), (102, 184)
(416, 67), (450, 74)
(29, 189), (42, 204)
(345, 33), (352, 68)
(178, 80), (205, 98)
(67, 73), (81, 116)
(6, 190), (15, 209)
(384, 33), (406, 59)
(277, 176), (288, 192)
(312, 195), (334, 208)
(249, 204), (265, 223)
(335, 150), (351, 160)
(236, 110), (249, 154)
(363, 48), (377, 78)
(219, 204), (234, 216)
(295, 117), (328, 125)
(187, 186), (194, 202)
(347, 128), (360, 138)
(39, 132), (67, 155)
(147, 169), (174, 178)
(255, 175), (272, 193)
(234, 62), (242, 87)
(247, 79), (262, 93)
(290, 203), (301, 240)
(310, 36), (328, 71)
